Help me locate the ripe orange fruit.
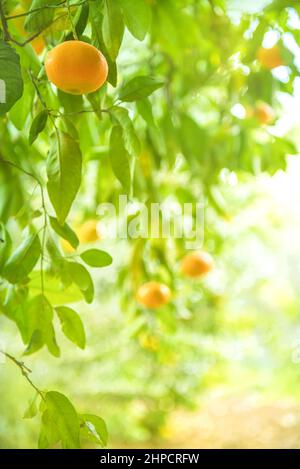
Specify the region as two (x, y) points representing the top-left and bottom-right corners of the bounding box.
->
(61, 219), (100, 253)
(136, 282), (171, 309)
(45, 41), (108, 95)
(180, 251), (214, 278)
(257, 46), (283, 69)
(254, 102), (275, 125)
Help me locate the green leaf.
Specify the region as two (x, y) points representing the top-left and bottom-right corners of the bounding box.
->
(49, 217), (79, 250)
(29, 109), (48, 145)
(90, 2), (117, 87)
(44, 391), (80, 449)
(56, 306), (86, 349)
(3, 234), (41, 284)
(57, 90), (84, 114)
(110, 106), (140, 158)
(80, 414), (108, 447)
(109, 125), (131, 193)
(24, 294), (60, 358)
(75, 3), (90, 37)
(118, 0), (151, 40)
(80, 249), (113, 268)
(102, 0), (124, 60)
(38, 409), (60, 449)
(23, 394), (39, 419)
(47, 131), (82, 225)
(25, 0), (57, 32)
(0, 222), (12, 273)
(67, 262), (94, 304)
(0, 40), (23, 115)
(28, 272), (83, 305)
(118, 76), (164, 102)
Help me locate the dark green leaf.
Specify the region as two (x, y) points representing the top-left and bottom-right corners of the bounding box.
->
(0, 40), (23, 115)
(29, 110), (48, 145)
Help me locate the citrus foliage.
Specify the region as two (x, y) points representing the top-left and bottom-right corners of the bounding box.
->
(0, 0), (299, 448)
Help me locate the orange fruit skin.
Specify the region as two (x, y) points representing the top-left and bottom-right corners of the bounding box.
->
(257, 46), (283, 69)
(136, 282), (171, 309)
(181, 251), (214, 278)
(254, 102), (275, 125)
(45, 41), (108, 95)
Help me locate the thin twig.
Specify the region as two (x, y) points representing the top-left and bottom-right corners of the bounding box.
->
(5, 1), (87, 20)
(0, 350), (45, 400)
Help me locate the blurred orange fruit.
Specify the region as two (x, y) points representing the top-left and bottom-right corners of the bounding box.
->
(257, 46), (283, 69)
(180, 251), (214, 278)
(254, 102), (275, 125)
(45, 41), (108, 95)
(10, 6), (45, 54)
(61, 219), (100, 253)
(136, 282), (171, 309)
(77, 219), (100, 243)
